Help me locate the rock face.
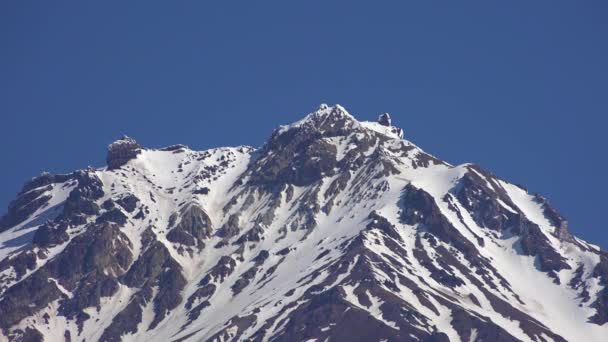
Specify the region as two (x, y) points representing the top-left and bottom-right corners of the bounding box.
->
(166, 204), (212, 247)
(106, 136), (142, 169)
(377, 113), (392, 126)
(0, 104), (606, 342)
(0, 173), (74, 233)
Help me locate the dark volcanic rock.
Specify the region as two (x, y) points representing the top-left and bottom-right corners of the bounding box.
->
(455, 166), (570, 278)
(590, 253), (608, 324)
(0, 221), (134, 334)
(32, 220), (69, 248)
(0, 270), (64, 331)
(0, 176), (62, 232)
(115, 194), (140, 213)
(166, 204), (212, 246)
(0, 192), (52, 232)
(121, 238), (187, 331)
(96, 208), (128, 225)
(61, 170), (104, 221)
(455, 167), (519, 231)
(216, 213), (240, 239)
(377, 113), (392, 126)
(450, 308), (522, 341)
(106, 136), (142, 170)
(247, 105), (355, 187)
(261, 288), (428, 342)
(9, 327), (44, 342)
(401, 184), (479, 263)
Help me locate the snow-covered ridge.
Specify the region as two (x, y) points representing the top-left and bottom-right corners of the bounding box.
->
(0, 104), (606, 342)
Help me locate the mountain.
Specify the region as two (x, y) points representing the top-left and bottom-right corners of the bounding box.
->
(0, 104), (606, 342)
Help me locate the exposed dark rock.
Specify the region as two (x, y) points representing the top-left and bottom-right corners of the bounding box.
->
(21, 172), (73, 195)
(455, 167), (570, 277)
(0, 221), (134, 334)
(186, 284), (216, 310)
(516, 219), (571, 274)
(532, 194), (578, 244)
(231, 266), (258, 295)
(199, 256), (236, 286)
(253, 250), (270, 264)
(234, 224), (264, 245)
(247, 106), (355, 187)
(9, 327), (44, 342)
(61, 171), (104, 221)
(96, 208), (128, 225)
(206, 314), (257, 341)
(590, 254), (608, 324)
(261, 288), (426, 342)
(0, 250), (37, 281)
(401, 184), (479, 264)
(413, 236), (465, 288)
(102, 199), (115, 210)
(106, 136), (142, 170)
(377, 113), (392, 126)
(216, 213), (240, 239)
(193, 187), (210, 195)
(590, 286), (608, 325)
(115, 194), (139, 213)
(99, 287), (152, 342)
(0, 184), (53, 232)
(367, 211), (401, 241)
(32, 220), (69, 248)
(121, 238), (187, 330)
(0, 270), (64, 330)
(450, 308), (523, 341)
(166, 204), (212, 247)
(324, 171), (351, 200)
(411, 152), (442, 169)
(455, 169), (518, 231)
(276, 247), (291, 256)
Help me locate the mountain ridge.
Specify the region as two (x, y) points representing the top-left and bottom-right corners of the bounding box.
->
(0, 104), (606, 342)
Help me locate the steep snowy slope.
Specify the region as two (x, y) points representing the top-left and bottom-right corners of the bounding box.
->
(0, 104), (606, 342)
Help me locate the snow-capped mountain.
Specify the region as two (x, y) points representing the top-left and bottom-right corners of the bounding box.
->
(0, 104), (606, 342)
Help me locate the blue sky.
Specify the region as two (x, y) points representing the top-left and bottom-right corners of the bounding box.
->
(1, 1), (607, 247)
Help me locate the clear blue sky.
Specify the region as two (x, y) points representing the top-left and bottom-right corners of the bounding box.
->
(1, 1), (607, 247)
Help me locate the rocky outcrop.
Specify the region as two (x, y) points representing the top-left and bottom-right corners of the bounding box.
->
(115, 194), (139, 213)
(32, 220), (69, 248)
(247, 105), (375, 187)
(534, 194), (576, 243)
(106, 136), (142, 170)
(401, 184), (479, 263)
(0, 221), (133, 332)
(377, 113), (392, 126)
(166, 204), (212, 247)
(0, 172), (74, 232)
(455, 166), (570, 279)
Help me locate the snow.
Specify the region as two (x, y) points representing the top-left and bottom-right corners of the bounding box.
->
(0, 181), (75, 261)
(1, 106), (607, 341)
(469, 329), (478, 342)
(276, 104), (356, 135)
(360, 120), (403, 139)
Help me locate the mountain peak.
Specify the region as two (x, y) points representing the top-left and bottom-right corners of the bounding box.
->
(277, 103), (357, 135)
(1, 104), (607, 342)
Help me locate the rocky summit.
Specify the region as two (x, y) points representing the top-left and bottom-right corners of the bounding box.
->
(0, 104), (606, 342)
